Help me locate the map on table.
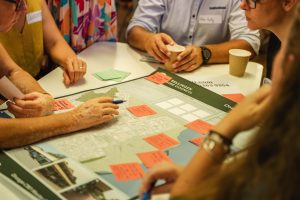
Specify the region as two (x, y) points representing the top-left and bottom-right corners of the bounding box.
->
(0, 68), (236, 200)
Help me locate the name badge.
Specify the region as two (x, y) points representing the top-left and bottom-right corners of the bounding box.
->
(198, 15), (222, 24)
(26, 10), (42, 24)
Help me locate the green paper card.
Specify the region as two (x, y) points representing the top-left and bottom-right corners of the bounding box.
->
(94, 68), (131, 82)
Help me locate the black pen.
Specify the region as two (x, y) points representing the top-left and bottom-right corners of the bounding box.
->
(112, 100), (126, 104)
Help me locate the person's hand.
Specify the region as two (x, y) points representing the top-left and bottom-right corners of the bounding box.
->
(172, 45), (203, 73)
(70, 97), (119, 130)
(139, 162), (184, 197)
(144, 33), (175, 63)
(7, 92), (54, 118)
(63, 56), (87, 86)
(214, 85), (272, 139)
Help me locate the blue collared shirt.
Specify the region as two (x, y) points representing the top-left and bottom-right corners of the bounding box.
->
(126, 0), (260, 54)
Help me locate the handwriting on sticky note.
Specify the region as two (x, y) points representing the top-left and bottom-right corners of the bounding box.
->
(223, 93), (245, 103)
(110, 163), (145, 181)
(137, 150), (172, 168)
(144, 133), (179, 150)
(190, 137), (205, 146)
(145, 72), (172, 84)
(127, 104), (157, 117)
(185, 119), (213, 134)
(53, 99), (75, 111)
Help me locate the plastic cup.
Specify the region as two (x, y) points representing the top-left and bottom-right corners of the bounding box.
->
(229, 49), (251, 77)
(164, 44), (185, 72)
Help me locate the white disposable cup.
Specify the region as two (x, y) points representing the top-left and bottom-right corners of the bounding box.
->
(164, 44), (185, 72)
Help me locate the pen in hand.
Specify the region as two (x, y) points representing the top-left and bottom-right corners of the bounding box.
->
(141, 181), (156, 200)
(112, 100), (126, 104)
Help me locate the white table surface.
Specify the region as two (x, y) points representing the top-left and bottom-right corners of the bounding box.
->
(39, 42), (263, 98)
(1, 42), (263, 198)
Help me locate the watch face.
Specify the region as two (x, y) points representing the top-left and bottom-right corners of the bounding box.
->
(203, 48), (211, 60)
(201, 47), (211, 64)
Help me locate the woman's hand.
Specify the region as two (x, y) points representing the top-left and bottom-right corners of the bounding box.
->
(63, 56), (87, 86)
(214, 85), (272, 139)
(139, 162), (184, 197)
(7, 92), (54, 118)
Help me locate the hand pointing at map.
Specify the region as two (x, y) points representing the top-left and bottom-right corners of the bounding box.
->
(69, 97), (119, 131)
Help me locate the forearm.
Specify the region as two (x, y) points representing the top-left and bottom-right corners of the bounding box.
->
(206, 39), (256, 64)
(171, 146), (225, 197)
(171, 125), (237, 196)
(0, 44), (48, 94)
(127, 26), (155, 51)
(47, 40), (76, 67)
(8, 68), (48, 94)
(0, 112), (76, 149)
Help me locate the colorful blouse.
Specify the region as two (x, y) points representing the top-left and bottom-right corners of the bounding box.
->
(47, 0), (117, 53)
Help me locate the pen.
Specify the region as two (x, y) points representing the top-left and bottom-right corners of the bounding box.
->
(112, 100), (126, 104)
(141, 181), (156, 200)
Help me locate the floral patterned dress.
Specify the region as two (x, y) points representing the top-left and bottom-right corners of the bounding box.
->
(47, 0), (117, 52)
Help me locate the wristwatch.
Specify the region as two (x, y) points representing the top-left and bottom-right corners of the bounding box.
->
(202, 130), (232, 161)
(200, 46), (212, 65)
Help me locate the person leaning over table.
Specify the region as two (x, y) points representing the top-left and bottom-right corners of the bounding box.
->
(0, 0), (86, 86)
(139, 2), (300, 199)
(240, 0), (298, 78)
(126, 0), (260, 73)
(0, 44), (119, 149)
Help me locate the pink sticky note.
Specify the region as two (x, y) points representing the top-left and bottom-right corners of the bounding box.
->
(127, 104), (157, 117)
(145, 72), (172, 84)
(185, 119), (213, 134)
(137, 150), (172, 168)
(190, 137), (205, 146)
(53, 99), (75, 111)
(110, 163), (145, 182)
(223, 93), (245, 103)
(144, 133), (179, 150)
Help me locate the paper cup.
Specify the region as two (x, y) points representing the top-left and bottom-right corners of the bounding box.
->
(164, 44), (185, 72)
(229, 49), (251, 77)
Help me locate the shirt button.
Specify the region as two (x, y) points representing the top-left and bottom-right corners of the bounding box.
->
(192, 14), (196, 18)
(189, 35), (192, 39)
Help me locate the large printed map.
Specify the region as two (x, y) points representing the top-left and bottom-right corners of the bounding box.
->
(0, 68), (235, 200)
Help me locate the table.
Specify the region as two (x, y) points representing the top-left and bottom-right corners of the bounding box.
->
(1, 42), (263, 199)
(39, 42), (263, 98)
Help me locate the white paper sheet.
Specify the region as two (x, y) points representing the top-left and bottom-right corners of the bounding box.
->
(0, 76), (24, 101)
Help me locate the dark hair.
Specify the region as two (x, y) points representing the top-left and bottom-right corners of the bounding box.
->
(184, 3), (300, 200)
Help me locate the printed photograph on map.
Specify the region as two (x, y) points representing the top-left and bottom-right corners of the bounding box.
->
(61, 179), (113, 200)
(33, 159), (97, 191)
(6, 143), (66, 170)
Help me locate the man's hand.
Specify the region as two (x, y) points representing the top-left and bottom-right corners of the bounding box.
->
(71, 97), (119, 129)
(144, 33), (175, 63)
(63, 56), (87, 86)
(173, 46), (203, 73)
(7, 92), (54, 118)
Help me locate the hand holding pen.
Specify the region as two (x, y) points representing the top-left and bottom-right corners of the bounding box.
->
(139, 162), (184, 199)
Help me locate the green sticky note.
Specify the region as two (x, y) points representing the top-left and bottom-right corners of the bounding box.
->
(94, 68), (131, 82)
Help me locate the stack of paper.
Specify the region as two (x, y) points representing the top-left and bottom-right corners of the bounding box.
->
(94, 68), (131, 82)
